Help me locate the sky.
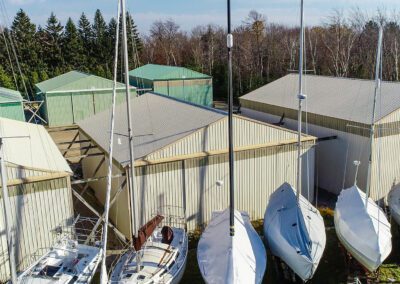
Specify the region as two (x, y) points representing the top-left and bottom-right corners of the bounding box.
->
(2, 0), (400, 34)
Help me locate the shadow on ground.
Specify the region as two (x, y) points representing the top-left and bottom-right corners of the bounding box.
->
(180, 208), (400, 284)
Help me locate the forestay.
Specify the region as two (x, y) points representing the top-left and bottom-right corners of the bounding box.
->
(335, 185), (392, 271)
(197, 209), (266, 284)
(263, 182), (326, 281)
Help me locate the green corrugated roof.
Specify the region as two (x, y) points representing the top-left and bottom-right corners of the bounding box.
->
(35, 71), (129, 94)
(129, 64), (211, 81)
(0, 87), (23, 103)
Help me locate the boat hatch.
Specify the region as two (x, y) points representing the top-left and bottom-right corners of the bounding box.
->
(39, 265), (61, 277)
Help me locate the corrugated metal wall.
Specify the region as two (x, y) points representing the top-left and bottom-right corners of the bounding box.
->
(0, 103), (25, 121)
(153, 79), (213, 107)
(45, 90), (134, 127)
(0, 176), (74, 282)
(241, 107), (400, 200)
(81, 118), (315, 235)
(146, 116), (300, 161)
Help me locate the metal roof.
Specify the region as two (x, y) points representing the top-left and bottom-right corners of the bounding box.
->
(0, 87), (23, 103)
(35, 70), (129, 94)
(129, 64), (211, 81)
(78, 92), (225, 166)
(0, 117), (72, 174)
(240, 74), (400, 124)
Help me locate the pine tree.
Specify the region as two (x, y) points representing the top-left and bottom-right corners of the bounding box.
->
(93, 10), (108, 72)
(63, 18), (84, 69)
(0, 65), (15, 89)
(10, 9), (39, 95)
(43, 12), (64, 72)
(78, 13), (94, 67)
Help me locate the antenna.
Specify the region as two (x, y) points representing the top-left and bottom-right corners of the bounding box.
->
(227, 0), (235, 237)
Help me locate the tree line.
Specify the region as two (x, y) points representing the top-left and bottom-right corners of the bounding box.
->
(0, 8), (399, 101)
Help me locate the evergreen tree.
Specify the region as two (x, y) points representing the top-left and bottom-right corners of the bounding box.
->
(0, 65), (15, 89)
(10, 9), (39, 94)
(78, 13), (94, 66)
(93, 10), (108, 72)
(43, 12), (64, 72)
(63, 18), (84, 69)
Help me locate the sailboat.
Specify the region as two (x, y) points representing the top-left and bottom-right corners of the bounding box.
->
(263, 0), (326, 281)
(108, 1), (188, 283)
(196, 0), (267, 283)
(334, 26), (392, 272)
(16, 220), (103, 284)
(0, 120), (101, 284)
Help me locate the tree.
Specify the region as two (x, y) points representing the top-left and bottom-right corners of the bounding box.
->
(78, 13), (94, 66)
(93, 10), (107, 65)
(321, 10), (357, 77)
(63, 18), (84, 69)
(43, 12), (64, 71)
(0, 65), (15, 89)
(10, 9), (39, 95)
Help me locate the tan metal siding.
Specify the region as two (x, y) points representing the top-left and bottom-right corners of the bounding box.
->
(146, 116), (299, 161)
(371, 133), (400, 201)
(0, 177), (73, 282)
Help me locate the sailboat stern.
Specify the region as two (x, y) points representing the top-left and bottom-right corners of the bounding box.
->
(263, 183), (326, 281)
(334, 186), (392, 272)
(197, 209), (266, 284)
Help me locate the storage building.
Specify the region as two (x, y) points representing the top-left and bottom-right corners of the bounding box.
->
(78, 92), (316, 238)
(35, 71), (136, 127)
(0, 87), (25, 121)
(239, 74), (400, 201)
(129, 64), (213, 107)
(0, 117), (73, 281)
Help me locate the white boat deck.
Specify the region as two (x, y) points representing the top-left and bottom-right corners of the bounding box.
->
(17, 239), (102, 284)
(111, 227), (188, 284)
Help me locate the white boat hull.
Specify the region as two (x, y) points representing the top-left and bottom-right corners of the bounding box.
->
(197, 209), (267, 284)
(17, 238), (102, 284)
(334, 185), (392, 272)
(263, 183), (326, 281)
(110, 227), (188, 284)
(388, 183), (400, 226)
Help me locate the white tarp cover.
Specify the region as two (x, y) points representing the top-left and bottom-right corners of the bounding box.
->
(197, 209), (266, 284)
(388, 184), (400, 226)
(263, 182), (326, 281)
(0, 117), (71, 174)
(335, 185), (392, 271)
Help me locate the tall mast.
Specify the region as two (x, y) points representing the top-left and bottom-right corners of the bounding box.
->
(296, 0), (306, 201)
(99, 0), (121, 282)
(227, 0), (235, 237)
(365, 26), (383, 205)
(121, 0), (138, 240)
(0, 138), (17, 283)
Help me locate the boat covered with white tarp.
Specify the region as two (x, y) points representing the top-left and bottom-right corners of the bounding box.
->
(263, 182), (326, 281)
(197, 209), (266, 284)
(335, 185), (392, 271)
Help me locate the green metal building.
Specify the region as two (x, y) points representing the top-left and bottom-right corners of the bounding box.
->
(129, 64), (213, 107)
(0, 87), (25, 121)
(35, 71), (136, 127)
